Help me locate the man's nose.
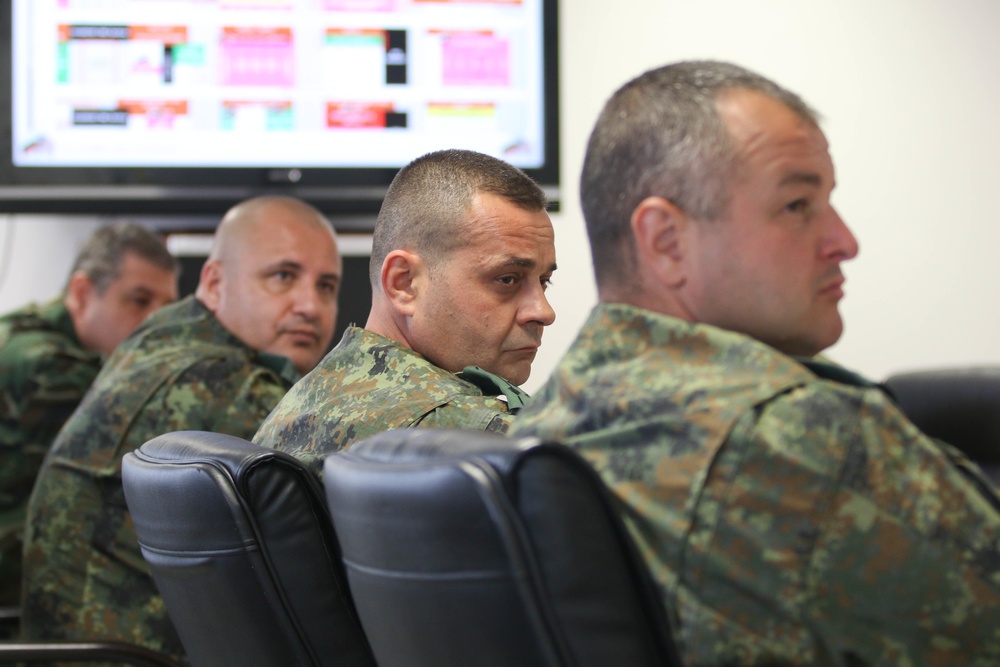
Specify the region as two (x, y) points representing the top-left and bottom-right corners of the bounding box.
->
(521, 286), (556, 327)
(291, 282), (322, 319)
(823, 206), (860, 261)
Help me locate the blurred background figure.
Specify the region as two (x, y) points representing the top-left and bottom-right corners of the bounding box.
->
(0, 221), (178, 613)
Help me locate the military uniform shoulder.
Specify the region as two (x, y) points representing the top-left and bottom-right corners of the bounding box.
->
(0, 299), (74, 338)
(0, 300), (91, 367)
(121, 297), (299, 385)
(130, 295), (206, 337)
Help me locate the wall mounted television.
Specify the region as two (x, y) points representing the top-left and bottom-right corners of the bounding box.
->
(0, 0), (559, 220)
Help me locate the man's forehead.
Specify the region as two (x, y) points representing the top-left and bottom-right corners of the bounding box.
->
(114, 251), (174, 279)
(717, 89), (827, 148)
(236, 219), (340, 264)
(470, 201), (553, 237)
(259, 257), (341, 278)
(716, 90), (833, 185)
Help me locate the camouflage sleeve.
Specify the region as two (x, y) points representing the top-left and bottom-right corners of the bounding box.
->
(0, 349), (98, 495)
(410, 395), (514, 434)
(681, 382), (1000, 665)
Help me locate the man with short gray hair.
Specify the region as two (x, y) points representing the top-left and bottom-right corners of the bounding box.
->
(0, 221), (178, 610)
(512, 60), (1000, 666)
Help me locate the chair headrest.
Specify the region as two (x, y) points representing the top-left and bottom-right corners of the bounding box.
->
(883, 366), (1000, 464)
(136, 430), (306, 481)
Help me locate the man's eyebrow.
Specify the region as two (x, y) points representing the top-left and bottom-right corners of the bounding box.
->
(260, 260), (304, 273)
(779, 172), (822, 187)
(494, 256), (558, 272)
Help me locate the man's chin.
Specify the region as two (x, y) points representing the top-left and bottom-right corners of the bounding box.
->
(500, 365), (530, 387)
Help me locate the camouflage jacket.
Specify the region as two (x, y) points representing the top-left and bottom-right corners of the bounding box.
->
(0, 298), (100, 607)
(511, 303), (1000, 667)
(21, 295), (298, 663)
(254, 325), (519, 476)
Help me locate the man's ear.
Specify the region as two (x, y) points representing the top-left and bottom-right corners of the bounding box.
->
(64, 270), (95, 320)
(630, 196), (690, 288)
(195, 259), (223, 312)
(380, 250), (424, 316)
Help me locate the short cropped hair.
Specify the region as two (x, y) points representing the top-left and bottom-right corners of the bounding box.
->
(66, 222), (177, 294)
(369, 149), (547, 288)
(581, 60), (818, 288)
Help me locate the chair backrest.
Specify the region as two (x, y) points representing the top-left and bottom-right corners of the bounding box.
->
(323, 428), (683, 667)
(122, 431), (376, 667)
(884, 366), (1000, 481)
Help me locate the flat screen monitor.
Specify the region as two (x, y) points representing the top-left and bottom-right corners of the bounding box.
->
(0, 0), (559, 219)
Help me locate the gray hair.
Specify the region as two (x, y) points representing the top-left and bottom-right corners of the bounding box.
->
(581, 60), (818, 288)
(369, 149), (547, 288)
(67, 222), (177, 294)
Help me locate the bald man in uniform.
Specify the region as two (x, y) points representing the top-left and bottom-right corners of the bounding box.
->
(21, 196), (342, 662)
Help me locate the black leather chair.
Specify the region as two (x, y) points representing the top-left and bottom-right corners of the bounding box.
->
(324, 428), (683, 667)
(121, 431), (376, 667)
(884, 366), (1000, 483)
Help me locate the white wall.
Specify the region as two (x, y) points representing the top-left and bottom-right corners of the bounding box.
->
(0, 214), (101, 314)
(4, 0), (1000, 394)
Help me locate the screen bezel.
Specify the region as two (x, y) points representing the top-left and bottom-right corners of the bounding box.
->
(0, 1), (560, 218)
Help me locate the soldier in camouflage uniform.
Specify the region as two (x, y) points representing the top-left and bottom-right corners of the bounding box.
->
(0, 223), (177, 610)
(511, 61), (1000, 666)
(255, 149), (556, 473)
(21, 196), (343, 663)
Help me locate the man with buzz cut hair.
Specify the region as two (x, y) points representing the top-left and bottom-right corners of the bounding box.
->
(511, 60), (1000, 666)
(0, 221), (178, 611)
(255, 148), (557, 475)
(22, 195), (342, 662)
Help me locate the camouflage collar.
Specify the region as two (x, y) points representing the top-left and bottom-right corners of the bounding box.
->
(458, 366), (530, 408)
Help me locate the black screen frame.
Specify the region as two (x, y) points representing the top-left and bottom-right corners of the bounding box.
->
(0, 1), (560, 219)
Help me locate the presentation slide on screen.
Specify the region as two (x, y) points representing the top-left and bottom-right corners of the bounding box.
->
(12, 0), (546, 169)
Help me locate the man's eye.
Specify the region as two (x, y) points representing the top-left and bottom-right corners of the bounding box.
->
(269, 270), (298, 285)
(785, 199), (809, 214)
(131, 297), (152, 309)
(497, 275), (518, 286)
(541, 276), (553, 291)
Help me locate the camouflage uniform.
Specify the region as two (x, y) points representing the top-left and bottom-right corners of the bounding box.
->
(254, 325), (522, 475)
(0, 298), (101, 609)
(21, 295), (298, 663)
(511, 303), (1000, 667)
